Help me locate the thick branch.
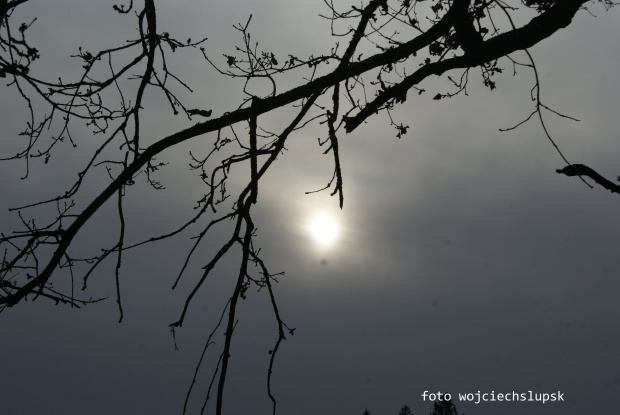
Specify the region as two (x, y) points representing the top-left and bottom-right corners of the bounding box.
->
(556, 164), (620, 194)
(0, 0), (29, 21)
(452, 0), (483, 54)
(344, 0), (587, 132)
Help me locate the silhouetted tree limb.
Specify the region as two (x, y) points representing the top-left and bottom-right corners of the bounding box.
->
(344, 0), (590, 133)
(557, 164), (620, 194)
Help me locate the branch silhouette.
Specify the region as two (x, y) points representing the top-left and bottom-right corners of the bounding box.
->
(1, 0), (617, 413)
(557, 164), (620, 194)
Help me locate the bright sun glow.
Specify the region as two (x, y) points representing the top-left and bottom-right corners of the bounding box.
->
(309, 214), (339, 247)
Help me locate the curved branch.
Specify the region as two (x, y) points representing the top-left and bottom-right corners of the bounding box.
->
(344, 0), (587, 132)
(556, 164), (620, 194)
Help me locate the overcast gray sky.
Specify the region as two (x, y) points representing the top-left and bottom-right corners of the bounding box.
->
(1, 1), (620, 415)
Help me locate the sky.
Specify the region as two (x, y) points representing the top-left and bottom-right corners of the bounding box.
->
(1, 1), (620, 415)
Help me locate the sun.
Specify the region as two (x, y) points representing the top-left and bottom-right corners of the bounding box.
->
(309, 214), (339, 247)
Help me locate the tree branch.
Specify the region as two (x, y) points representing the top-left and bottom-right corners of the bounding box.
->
(556, 164), (620, 194)
(344, 0), (587, 132)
